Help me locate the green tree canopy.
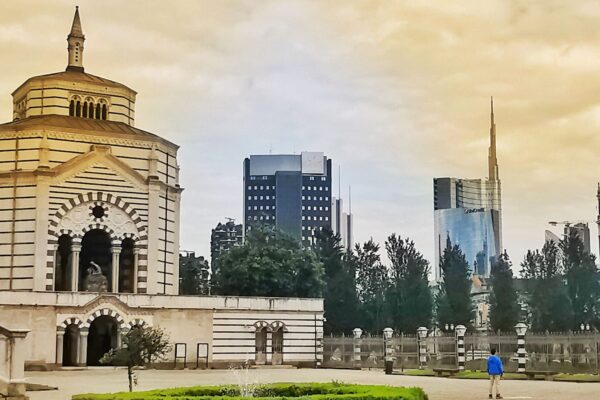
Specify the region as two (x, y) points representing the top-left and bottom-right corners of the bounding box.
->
(489, 251), (520, 332)
(212, 225), (324, 298)
(520, 241), (573, 331)
(435, 239), (474, 330)
(314, 228), (358, 335)
(353, 239), (388, 333)
(385, 234), (432, 333)
(560, 231), (599, 330)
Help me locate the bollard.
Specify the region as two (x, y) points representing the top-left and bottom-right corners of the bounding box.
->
(352, 328), (363, 369)
(383, 327), (394, 375)
(515, 323), (528, 373)
(455, 325), (467, 371)
(417, 327), (428, 370)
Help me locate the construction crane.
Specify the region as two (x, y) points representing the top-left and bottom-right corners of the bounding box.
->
(548, 220), (593, 228)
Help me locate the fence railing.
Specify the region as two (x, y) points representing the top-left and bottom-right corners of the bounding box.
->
(323, 331), (600, 374)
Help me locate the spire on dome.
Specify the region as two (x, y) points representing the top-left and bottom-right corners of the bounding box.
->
(66, 6), (85, 72)
(70, 6), (83, 37)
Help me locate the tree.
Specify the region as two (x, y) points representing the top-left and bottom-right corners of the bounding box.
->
(385, 234), (432, 333)
(560, 231), (600, 330)
(520, 242), (573, 331)
(179, 252), (210, 295)
(314, 228), (358, 335)
(212, 225), (324, 298)
(488, 251), (520, 332)
(353, 239), (388, 333)
(101, 326), (171, 392)
(435, 239), (474, 330)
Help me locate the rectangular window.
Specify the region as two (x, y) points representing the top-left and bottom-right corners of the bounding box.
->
(302, 196), (305, 201)
(259, 206), (263, 210)
(325, 217), (329, 221)
(302, 206), (305, 210)
(302, 186), (305, 190)
(253, 196), (257, 200)
(266, 196), (270, 200)
(313, 186), (317, 191)
(325, 206), (329, 211)
(248, 186), (252, 190)
(302, 216), (305, 221)
(321, 177), (326, 181)
(254, 186), (258, 190)
(260, 196), (263, 200)
(266, 206), (270, 210)
(325, 196), (329, 201)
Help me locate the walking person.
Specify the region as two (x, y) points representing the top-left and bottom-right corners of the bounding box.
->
(487, 348), (503, 399)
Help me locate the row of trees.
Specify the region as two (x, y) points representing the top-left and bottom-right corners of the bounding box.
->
(185, 225), (600, 334)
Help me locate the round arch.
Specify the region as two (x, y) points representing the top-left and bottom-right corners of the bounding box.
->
(85, 308), (126, 330)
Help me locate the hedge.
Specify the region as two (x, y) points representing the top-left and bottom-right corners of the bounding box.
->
(73, 382), (428, 400)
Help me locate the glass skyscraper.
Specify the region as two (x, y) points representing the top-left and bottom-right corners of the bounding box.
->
(433, 99), (502, 279)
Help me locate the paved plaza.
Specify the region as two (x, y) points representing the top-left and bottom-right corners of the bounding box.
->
(26, 368), (597, 400)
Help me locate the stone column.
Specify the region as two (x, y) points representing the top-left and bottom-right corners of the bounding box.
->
(515, 323), (528, 373)
(7, 329), (29, 398)
(111, 240), (121, 293)
(417, 327), (429, 370)
(383, 327), (394, 375)
(455, 325), (467, 371)
(78, 329), (88, 366)
(55, 329), (65, 365)
(352, 328), (363, 369)
(70, 240), (81, 291)
(133, 247), (140, 293)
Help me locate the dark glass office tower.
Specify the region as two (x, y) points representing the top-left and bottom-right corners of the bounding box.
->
(244, 152), (332, 247)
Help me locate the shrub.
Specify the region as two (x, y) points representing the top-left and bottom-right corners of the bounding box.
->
(73, 382), (428, 400)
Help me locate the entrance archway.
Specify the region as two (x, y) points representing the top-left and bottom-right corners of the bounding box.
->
(255, 327), (267, 365)
(80, 229), (112, 291)
(62, 325), (79, 366)
(87, 315), (118, 366)
(272, 328), (284, 365)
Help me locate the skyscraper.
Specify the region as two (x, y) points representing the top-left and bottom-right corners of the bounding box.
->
(243, 152), (332, 246)
(210, 219), (243, 270)
(331, 197), (354, 250)
(433, 98), (502, 279)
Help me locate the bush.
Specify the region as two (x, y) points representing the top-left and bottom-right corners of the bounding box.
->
(73, 382), (428, 400)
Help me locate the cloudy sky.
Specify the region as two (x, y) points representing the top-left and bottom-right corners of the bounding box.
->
(1, 0), (599, 269)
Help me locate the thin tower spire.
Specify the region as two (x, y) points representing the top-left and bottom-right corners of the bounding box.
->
(488, 96), (499, 181)
(66, 6), (85, 72)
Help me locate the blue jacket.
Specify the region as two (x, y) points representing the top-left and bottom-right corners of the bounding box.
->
(487, 355), (504, 375)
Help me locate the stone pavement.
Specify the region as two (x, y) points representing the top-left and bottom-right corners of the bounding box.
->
(26, 368), (598, 400)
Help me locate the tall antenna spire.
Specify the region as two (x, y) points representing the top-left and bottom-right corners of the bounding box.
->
(488, 96), (499, 181)
(66, 6), (85, 72)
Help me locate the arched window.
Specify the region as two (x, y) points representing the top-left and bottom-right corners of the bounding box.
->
(55, 234), (72, 291)
(101, 104), (107, 120)
(82, 102), (88, 118)
(119, 238), (135, 293)
(69, 100), (75, 116)
(95, 103), (101, 119)
(76, 101), (81, 117)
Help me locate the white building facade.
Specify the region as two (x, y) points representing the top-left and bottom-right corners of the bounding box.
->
(0, 7), (323, 373)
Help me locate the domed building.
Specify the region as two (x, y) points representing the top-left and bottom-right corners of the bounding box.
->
(0, 7), (322, 380)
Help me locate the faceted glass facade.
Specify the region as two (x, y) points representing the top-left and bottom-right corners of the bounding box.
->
(434, 207), (500, 280)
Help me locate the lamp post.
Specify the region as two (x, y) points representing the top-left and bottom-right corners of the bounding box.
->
(383, 327), (394, 375)
(455, 325), (467, 371)
(515, 323), (528, 373)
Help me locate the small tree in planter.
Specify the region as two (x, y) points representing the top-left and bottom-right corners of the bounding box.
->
(101, 326), (172, 392)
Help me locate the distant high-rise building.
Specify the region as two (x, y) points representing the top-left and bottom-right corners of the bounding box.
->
(243, 152), (332, 247)
(210, 220), (243, 271)
(434, 98), (502, 279)
(331, 197), (354, 250)
(567, 223), (591, 254)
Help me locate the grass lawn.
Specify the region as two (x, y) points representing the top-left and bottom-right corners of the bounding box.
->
(73, 382), (428, 400)
(554, 373), (600, 382)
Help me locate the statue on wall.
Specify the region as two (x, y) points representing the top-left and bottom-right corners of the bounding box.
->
(84, 261), (109, 292)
